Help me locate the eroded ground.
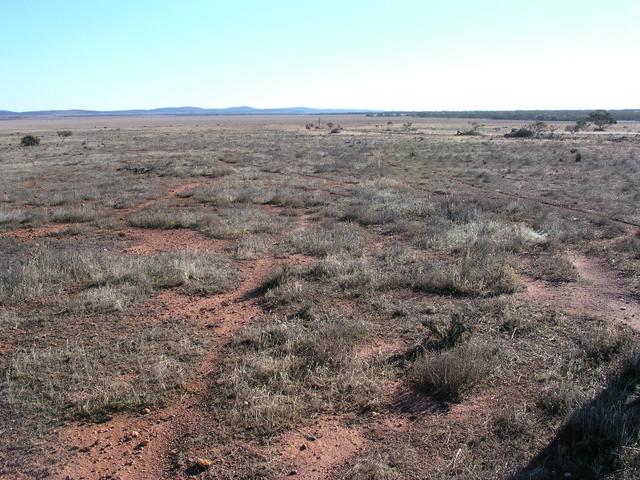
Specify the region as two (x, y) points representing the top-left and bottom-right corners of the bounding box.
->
(1, 116), (639, 479)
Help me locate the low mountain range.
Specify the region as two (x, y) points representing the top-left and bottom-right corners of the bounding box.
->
(0, 106), (371, 119)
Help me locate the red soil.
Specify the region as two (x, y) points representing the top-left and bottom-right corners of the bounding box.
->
(521, 252), (640, 330)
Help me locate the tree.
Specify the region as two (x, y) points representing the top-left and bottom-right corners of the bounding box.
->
(587, 110), (617, 131)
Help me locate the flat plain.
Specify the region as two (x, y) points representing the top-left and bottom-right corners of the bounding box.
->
(1, 115), (639, 479)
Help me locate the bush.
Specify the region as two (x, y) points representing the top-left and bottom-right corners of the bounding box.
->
(412, 248), (520, 297)
(504, 128), (534, 138)
(576, 324), (628, 364)
(537, 381), (584, 417)
(57, 130), (72, 138)
(20, 135), (40, 147)
(410, 342), (493, 402)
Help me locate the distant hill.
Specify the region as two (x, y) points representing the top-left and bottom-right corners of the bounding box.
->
(0, 106), (373, 119)
(2, 107), (639, 121)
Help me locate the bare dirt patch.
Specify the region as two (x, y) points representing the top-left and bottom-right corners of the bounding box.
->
(521, 252), (640, 330)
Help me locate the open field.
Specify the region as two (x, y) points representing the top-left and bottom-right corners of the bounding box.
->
(1, 115), (639, 480)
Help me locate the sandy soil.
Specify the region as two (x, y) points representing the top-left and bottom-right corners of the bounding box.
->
(521, 251), (640, 331)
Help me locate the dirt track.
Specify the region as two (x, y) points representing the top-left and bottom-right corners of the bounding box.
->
(521, 251), (640, 331)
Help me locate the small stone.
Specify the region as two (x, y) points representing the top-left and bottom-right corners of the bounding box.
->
(299, 444), (307, 451)
(288, 470), (298, 476)
(193, 457), (213, 469)
(304, 435), (317, 441)
(142, 408), (151, 415)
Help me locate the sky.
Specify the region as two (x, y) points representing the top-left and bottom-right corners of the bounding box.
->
(2, 0), (639, 112)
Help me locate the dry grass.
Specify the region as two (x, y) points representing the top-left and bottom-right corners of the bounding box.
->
(0, 208), (33, 226)
(128, 207), (203, 229)
(2, 117), (639, 477)
(340, 180), (432, 226)
(0, 246), (241, 307)
(288, 222), (367, 256)
(409, 341), (494, 402)
(214, 309), (386, 435)
(5, 322), (202, 419)
(528, 247), (579, 282)
(411, 248), (521, 296)
(51, 205), (101, 223)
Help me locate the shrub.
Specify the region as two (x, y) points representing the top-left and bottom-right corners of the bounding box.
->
(575, 324), (628, 364)
(504, 128), (534, 138)
(410, 341), (493, 402)
(57, 130), (72, 138)
(537, 381), (584, 417)
(20, 135), (40, 147)
(412, 248), (520, 297)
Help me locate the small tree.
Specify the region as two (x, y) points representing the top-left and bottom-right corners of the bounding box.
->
(21, 135), (40, 147)
(587, 110), (616, 131)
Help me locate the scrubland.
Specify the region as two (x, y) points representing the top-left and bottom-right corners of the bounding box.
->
(0, 115), (639, 479)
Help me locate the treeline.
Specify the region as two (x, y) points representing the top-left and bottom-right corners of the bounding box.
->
(367, 109), (640, 121)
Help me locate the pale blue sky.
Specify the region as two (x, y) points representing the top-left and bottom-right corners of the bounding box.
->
(2, 0), (639, 111)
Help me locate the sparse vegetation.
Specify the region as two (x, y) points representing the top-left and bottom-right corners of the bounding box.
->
(5, 322), (202, 419)
(410, 341), (494, 402)
(1, 116), (639, 479)
(588, 109), (617, 131)
(505, 127), (534, 138)
(20, 134), (40, 146)
(57, 130), (72, 138)
(527, 247), (578, 282)
(214, 309), (384, 435)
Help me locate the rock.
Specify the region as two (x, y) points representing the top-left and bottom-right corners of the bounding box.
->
(142, 408), (151, 415)
(299, 444), (307, 451)
(186, 457), (213, 474)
